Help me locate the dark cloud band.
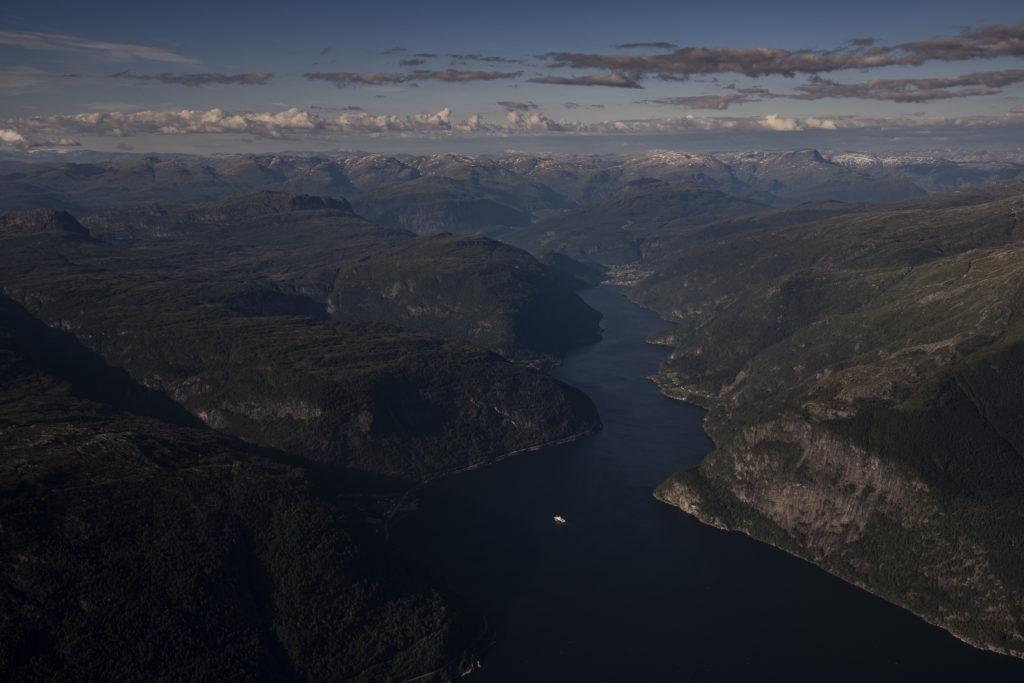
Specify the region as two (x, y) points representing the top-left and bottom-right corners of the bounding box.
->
(109, 71), (272, 86)
(542, 22), (1024, 80)
(529, 73), (641, 88)
(497, 101), (538, 111)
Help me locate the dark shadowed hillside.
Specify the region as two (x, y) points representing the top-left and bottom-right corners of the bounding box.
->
(79, 191), (602, 366)
(0, 294), (486, 681)
(1, 205), (601, 479)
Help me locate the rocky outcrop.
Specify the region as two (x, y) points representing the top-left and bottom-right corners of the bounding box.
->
(656, 411), (1024, 658)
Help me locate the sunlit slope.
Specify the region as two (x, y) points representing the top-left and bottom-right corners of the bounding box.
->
(636, 190), (1024, 657)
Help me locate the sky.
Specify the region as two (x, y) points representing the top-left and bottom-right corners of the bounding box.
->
(2, 0), (1024, 156)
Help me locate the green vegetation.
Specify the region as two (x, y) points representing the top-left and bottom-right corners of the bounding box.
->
(329, 233), (601, 364)
(6, 150), (1023, 669)
(1, 199), (601, 478)
(641, 188), (1024, 657)
(0, 193), (602, 678)
(0, 294), (486, 681)
(78, 192), (601, 366)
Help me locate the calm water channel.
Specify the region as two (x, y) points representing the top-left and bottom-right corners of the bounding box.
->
(391, 285), (1024, 681)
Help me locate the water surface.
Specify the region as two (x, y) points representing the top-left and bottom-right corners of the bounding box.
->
(392, 285), (1024, 681)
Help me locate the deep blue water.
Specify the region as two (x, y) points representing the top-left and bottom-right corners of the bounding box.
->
(391, 285), (1024, 681)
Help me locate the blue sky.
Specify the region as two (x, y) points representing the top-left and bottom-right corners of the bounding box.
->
(2, 1), (1023, 154)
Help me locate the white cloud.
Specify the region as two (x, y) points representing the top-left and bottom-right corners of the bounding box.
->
(505, 110), (586, 132)
(12, 107), (459, 139)
(761, 113), (801, 131)
(410, 107), (452, 128)
(804, 117), (838, 130)
(9, 106), (1024, 146)
(0, 129), (26, 144)
(0, 127), (79, 149)
(453, 113), (491, 132)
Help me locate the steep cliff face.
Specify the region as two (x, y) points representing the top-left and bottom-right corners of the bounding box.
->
(656, 411), (1024, 657)
(640, 191), (1024, 658)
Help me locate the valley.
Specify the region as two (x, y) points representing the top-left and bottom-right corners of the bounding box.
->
(3, 147), (1024, 677)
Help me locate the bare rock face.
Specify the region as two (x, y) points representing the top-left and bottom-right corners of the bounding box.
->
(656, 413), (1024, 658)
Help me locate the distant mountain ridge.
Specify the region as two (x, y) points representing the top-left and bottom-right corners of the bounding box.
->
(494, 179), (770, 266)
(3, 149), (1021, 235)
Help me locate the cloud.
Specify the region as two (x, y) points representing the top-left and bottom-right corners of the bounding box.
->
(528, 73), (641, 88)
(791, 69), (1024, 102)
(540, 21), (1024, 80)
(615, 42), (678, 50)
(0, 127), (79, 149)
(896, 22), (1024, 62)
(637, 69), (1024, 108)
(11, 107), (457, 139)
(399, 58), (427, 67)
(108, 71), (273, 86)
(446, 54), (526, 64)
(309, 104), (364, 112)
(304, 72), (405, 87)
(380, 47), (407, 55)
(642, 93), (764, 110)
(304, 69), (520, 87)
(406, 69), (522, 82)
(409, 107), (452, 128)
(11, 105), (1024, 146)
(0, 29), (196, 63)
(0, 129), (27, 144)
(506, 111), (584, 132)
(453, 113), (499, 133)
(760, 113), (802, 131)
(566, 113), (845, 135)
(497, 100), (538, 111)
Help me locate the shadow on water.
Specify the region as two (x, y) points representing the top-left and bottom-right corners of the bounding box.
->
(391, 285), (1024, 681)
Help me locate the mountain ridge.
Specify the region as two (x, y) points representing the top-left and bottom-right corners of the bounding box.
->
(634, 190), (1024, 658)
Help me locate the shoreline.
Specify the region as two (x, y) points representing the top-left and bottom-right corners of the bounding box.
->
(655, 484), (1024, 662)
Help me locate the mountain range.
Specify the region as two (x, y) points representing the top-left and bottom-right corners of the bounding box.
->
(3, 148), (1024, 673)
